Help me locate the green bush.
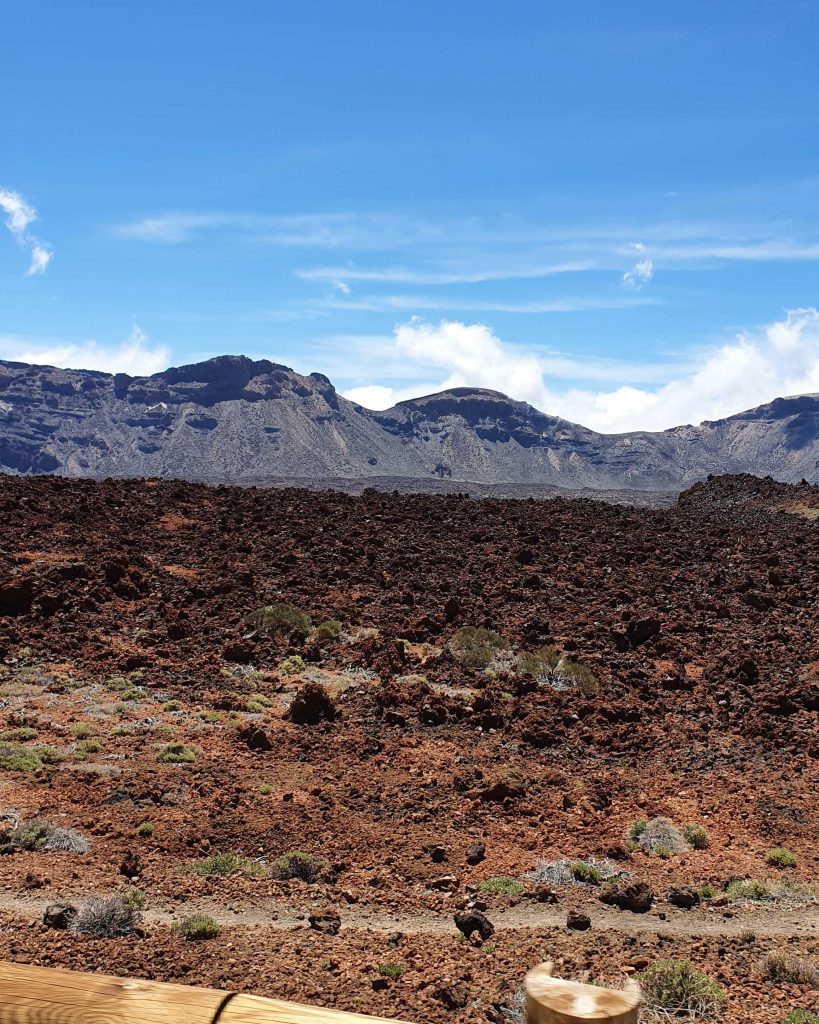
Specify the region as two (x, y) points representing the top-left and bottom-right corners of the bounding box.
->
(244, 602), (311, 637)
(157, 742), (198, 764)
(75, 739), (101, 759)
(378, 963), (403, 980)
(122, 886), (145, 911)
(175, 913), (220, 940)
(570, 861), (602, 885)
(682, 824), (710, 850)
(765, 847), (797, 868)
(782, 1012), (819, 1024)
(725, 879), (771, 901)
(271, 851), (327, 883)
(278, 655), (305, 676)
(557, 660), (599, 697)
(186, 852), (262, 877)
(628, 820), (647, 842)
(136, 822), (154, 838)
(450, 626), (509, 669)
(0, 727), (37, 742)
(477, 876), (524, 896)
(71, 722), (94, 739)
(258, 783), (273, 795)
(0, 744), (61, 772)
(517, 646), (562, 679)
(698, 884), (716, 899)
(639, 959), (726, 1015)
(314, 619), (343, 643)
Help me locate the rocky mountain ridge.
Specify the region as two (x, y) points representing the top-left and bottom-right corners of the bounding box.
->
(0, 354), (817, 489)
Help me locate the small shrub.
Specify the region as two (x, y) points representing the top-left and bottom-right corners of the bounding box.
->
(477, 876), (525, 896)
(638, 817), (688, 855)
(136, 822), (154, 838)
(628, 820), (647, 842)
(0, 744), (61, 772)
(639, 959), (726, 1015)
(763, 951), (819, 987)
(765, 847), (797, 868)
(378, 962), (403, 980)
(314, 619), (343, 643)
(739, 928), (756, 944)
(725, 879), (772, 901)
(271, 851), (327, 883)
(781, 1012), (819, 1024)
(164, 700), (182, 712)
(682, 824), (710, 850)
(655, 845), (671, 860)
(570, 861), (602, 885)
(557, 660), (598, 697)
(450, 626), (509, 669)
(244, 602), (311, 637)
(71, 895), (138, 937)
(199, 710), (223, 724)
(187, 852), (262, 877)
(278, 655), (305, 676)
(122, 886), (145, 911)
(699, 884), (716, 899)
(517, 646), (562, 679)
(0, 727), (37, 741)
(175, 913), (220, 941)
(258, 783), (273, 795)
(157, 742), (198, 764)
(70, 722), (93, 739)
(74, 739), (101, 759)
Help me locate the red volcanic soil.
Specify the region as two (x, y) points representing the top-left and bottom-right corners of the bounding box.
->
(0, 473), (816, 1022)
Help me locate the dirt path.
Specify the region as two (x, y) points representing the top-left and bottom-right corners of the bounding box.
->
(1, 889), (816, 940)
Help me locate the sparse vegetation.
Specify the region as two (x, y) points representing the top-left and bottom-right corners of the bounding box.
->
(517, 645), (562, 679)
(450, 626), (509, 669)
(122, 886), (145, 911)
(763, 951), (819, 987)
(628, 820), (647, 842)
(570, 861), (602, 884)
(378, 962), (403, 980)
(175, 913), (220, 940)
(0, 744), (61, 772)
(74, 738), (101, 759)
(157, 742), (198, 764)
(639, 959), (726, 1016)
(557, 660), (599, 696)
(70, 722), (94, 739)
(258, 783), (273, 795)
(478, 876), (525, 896)
(245, 602), (311, 637)
(0, 727), (37, 742)
(682, 824), (710, 850)
(725, 879), (772, 901)
(271, 851), (327, 883)
(638, 817), (688, 855)
(781, 1012), (819, 1024)
(698, 884), (716, 899)
(136, 822), (154, 838)
(765, 847), (797, 868)
(71, 895), (139, 937)
(314, 619), (343, 643)
(187, 852), (263, 877)
(278, 655), (305, 676)
(516, 647), (598, 695)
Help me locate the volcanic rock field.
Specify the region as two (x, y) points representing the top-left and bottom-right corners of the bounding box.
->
(0, 472), (816, 1022)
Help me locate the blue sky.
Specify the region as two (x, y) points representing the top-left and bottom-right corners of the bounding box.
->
(3, 0), (819, 431)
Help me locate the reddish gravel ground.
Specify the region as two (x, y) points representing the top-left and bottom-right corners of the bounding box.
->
(0, 472), (816, 1022)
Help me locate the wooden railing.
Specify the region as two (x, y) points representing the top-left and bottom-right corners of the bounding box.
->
(0, 959), (641, 1023)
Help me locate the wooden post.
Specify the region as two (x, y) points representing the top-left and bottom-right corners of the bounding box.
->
(524, 962), (640, 1024)
(0, 961), (413, 1024)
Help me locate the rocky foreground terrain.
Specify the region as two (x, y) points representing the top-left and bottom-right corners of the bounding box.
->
(0, 472), (816, 1021)
(1, 355), (818, 489)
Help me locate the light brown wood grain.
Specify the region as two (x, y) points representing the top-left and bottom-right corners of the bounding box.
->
(0, 961), (413, 1024)
(524, 962), (641, 1023)
(221, 993), (413, 1023)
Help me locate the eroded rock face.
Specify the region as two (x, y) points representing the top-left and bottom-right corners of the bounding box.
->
(2, 356), (819, 487)
(287, 683), (337, 725)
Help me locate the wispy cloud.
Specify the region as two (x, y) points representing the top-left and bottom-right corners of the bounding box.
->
(0, 187), (53, 275)
(623, 258), (654, 289)
(0, 324), (169, 375)
(341, 309), (819, 432)
(296, 261), (593, 286)
(323, 293), (652, 314)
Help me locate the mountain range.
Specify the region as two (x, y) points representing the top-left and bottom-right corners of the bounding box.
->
(0, 354), (817, 491)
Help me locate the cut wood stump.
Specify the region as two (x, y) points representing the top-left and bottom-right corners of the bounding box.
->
(524, 962), (640, 1023)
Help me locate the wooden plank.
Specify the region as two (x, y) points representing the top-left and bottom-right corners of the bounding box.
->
(0, 961), (231, 1024)
(221, 993), (414, 1024)
(0, 962), (413, 1024)
(524, 962), (640, 1023)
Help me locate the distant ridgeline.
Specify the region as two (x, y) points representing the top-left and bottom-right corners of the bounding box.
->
(0, 355), (817, 489)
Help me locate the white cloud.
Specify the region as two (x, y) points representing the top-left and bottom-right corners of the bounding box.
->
(296, 261), (592, 285)
(341, 309), (819, 432)
(0, 324), (170, 376)
(326, 293), (652, 314)
(623, 258), (654, 289)
(0, 187), (53, 275)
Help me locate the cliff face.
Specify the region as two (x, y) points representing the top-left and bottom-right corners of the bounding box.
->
(1, 355), (817, 488)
